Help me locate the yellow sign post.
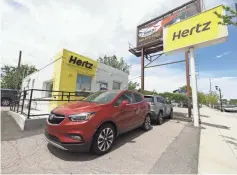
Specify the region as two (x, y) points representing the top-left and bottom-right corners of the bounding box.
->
(163, 5), (228, 127)
(163, 5), (228, 54)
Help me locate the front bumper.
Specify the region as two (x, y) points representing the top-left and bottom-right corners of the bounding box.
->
(45, 131), (91, 152)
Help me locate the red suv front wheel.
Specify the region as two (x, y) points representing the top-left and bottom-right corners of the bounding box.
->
(92, 124), (115, 155)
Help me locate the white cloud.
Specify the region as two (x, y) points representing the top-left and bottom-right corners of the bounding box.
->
(1, 0), (236, 99)
(216, 51), (232, 58)
(2, 0), (230, 68)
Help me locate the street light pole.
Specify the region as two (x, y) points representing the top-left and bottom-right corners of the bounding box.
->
(215, 86), (223, 112)
(219, 88), (223, 112)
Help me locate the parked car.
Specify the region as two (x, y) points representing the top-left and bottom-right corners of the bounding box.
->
(45, 90), (151, 155)
(144, 95), (173, 125)
(223, 105), (237, 112)
(1, 89), (18, 106)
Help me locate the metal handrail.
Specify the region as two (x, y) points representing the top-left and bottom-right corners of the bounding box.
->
(10, 89), (92, 119)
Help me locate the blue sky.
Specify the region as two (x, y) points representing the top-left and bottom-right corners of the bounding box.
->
(128, 25), (237, 78)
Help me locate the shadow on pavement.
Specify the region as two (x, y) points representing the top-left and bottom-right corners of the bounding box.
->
(220, 135), (237, 149)
(200, 115), (210, 118)
(1, 111), (44, 141)
(48, 127), (152, 161)
(172, 116), (192, 123)
(220, 135), (237, 141)
(226, 140), (237, 148)
(201, 122), (230, 130)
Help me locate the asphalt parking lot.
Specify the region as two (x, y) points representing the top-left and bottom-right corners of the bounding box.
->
(1, 108), (200, 174)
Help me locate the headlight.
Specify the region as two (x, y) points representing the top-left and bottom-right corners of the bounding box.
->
(68, 112), (95, 122)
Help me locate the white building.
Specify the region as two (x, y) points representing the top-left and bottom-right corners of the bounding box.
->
(21, 49), (128, 112)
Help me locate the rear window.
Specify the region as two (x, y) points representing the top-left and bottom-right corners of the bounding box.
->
(144, 96), (154, 103)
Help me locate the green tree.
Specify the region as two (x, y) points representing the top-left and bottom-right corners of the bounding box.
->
(179, 85), (192, 94)
(128, 81), (139, 90)
(214, 6), (237, 26)
(229, 99), (237, 105)
(1, 64), (37, 90)
(206, 92), (219, 107)
(198, 92), (207, 104)
(221, 99), (228, 104)
(98, 55), (131, 74)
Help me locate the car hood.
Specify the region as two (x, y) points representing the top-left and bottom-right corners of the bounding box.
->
(52, 101), (105, 115)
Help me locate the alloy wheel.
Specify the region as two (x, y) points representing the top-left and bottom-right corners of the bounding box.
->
(2, 99), (10, 106)
(157, 112), (163, 125)
(145, 116), (151, 130)
(97, 128), (114, 152)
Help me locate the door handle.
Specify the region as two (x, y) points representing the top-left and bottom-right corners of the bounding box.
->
(133, 107), (137, 111)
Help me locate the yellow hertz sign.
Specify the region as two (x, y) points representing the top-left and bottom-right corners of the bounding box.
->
(163, 5), (228, 54)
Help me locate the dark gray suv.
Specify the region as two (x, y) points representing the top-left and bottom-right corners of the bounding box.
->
(144, 95), (173, 125)
(1, 89), (18, 106)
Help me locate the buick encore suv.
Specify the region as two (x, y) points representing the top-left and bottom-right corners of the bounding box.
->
(45, 90), (151, 155)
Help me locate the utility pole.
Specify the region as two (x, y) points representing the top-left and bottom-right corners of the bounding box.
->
(15, 50), (22, 90)
(185, 51), (192, 118)
(209, 78), (212, 92)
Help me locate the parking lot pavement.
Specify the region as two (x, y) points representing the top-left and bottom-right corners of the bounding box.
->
(1, 108), (200, 174)
(1, 110), (44, 141)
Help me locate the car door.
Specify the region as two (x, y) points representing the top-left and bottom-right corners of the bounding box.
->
(113, 91), (136, 133)
(157, 96), (168, 116)
(164, 99), (171, 117)
(133, 92), (146, 126)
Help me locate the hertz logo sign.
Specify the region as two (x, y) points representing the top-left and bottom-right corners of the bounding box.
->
(172, 21), (211, 41)
(163, 6), (228, 54)
(69, 56), (93, 69)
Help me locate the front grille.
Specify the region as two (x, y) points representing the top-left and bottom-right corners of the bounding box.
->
(48, 113), (65, 124)
(45, 132), (61, 143)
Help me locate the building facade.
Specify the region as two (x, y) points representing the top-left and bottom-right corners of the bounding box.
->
(21, 49), (128, 112)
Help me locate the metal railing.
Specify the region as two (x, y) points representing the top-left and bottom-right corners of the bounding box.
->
(10, 89), (92, 119)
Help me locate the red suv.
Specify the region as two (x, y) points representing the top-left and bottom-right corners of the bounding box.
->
(45, 90), (151, 155)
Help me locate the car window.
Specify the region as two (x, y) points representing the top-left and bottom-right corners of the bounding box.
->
(134, 93), (143, 103)
(157, 97), (165, 104)
(144, 96), (154, 103)
(114, 92), (135, 106)
(114, 94), (131, 106)
(83, 91), (119, 104)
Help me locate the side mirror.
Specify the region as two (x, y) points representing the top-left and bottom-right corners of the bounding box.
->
(121, 100), (130, 107)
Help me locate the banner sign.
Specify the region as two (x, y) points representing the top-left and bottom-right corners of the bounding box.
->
(163, 5), (228, 54)
(137, 0), (201, 48)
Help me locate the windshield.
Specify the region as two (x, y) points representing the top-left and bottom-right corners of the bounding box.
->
(144, 96), (154, 103)
(83, 91), (120, 104)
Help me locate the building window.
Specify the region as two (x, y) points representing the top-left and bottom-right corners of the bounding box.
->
(32, 79), (35, 89)
(76, 74), (92, 91)
(44, 81), (53, 97)
(100, 82), (108, 91)
(113, 81), (121, 90)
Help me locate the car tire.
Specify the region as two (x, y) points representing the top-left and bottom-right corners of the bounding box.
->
(168, 109), (173, 119)
(142, 114), (151, 131)
(156, 111), (163, 125)
(92, 124), (115, 155)
(1, 98), (11, 106)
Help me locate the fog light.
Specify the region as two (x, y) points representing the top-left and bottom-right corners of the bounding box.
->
(68, 134), (83, 141)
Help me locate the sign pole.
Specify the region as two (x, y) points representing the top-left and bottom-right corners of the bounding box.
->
(189, 47), (199, 127)
(141, 48), (145, 91)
